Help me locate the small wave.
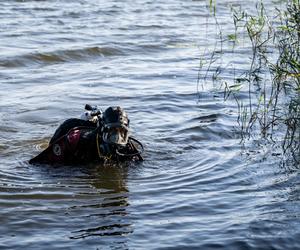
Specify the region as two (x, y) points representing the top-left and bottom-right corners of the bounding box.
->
(190, 114), (219, 123)
(0, 46), (124, 68)
(70, 223), (133, 239)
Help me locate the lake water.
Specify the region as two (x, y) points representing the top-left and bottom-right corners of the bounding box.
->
(1, 0), (299, 249)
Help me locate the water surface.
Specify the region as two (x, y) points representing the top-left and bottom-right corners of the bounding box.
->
(1, 0), (299, 249)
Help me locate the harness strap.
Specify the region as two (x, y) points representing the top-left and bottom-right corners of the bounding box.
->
(96, 133), (112, 160)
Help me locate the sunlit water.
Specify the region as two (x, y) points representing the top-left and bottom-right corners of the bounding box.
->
(1, 0), (299, 249)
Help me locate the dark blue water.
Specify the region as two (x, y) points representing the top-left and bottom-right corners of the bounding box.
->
(0, 0), (299, 249)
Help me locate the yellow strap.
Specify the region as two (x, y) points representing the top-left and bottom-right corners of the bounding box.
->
(96, 133), (112, 161)
(96, 133), (102, 160)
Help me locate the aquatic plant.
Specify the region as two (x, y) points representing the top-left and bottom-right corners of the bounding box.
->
(277, 0), (300, 159)
(200, 0), (300, 163)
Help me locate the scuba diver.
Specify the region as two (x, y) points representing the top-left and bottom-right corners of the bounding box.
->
(29, 105), (143, 165)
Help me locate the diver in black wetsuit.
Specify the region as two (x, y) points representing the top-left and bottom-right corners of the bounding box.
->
(29, 106), (143, 165)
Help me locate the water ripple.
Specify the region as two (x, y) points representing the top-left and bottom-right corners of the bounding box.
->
(0, 0), (299, 249)
(0, 46), (124, 68)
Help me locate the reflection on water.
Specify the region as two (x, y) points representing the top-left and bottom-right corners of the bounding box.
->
(0, 163), (133, 249)
(1, 0), (300, 249)
(69, 166), (132, 240)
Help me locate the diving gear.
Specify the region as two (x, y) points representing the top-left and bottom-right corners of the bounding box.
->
(29, 105), (143, 165)
(80, 104), (102, 123)
(102, 106), (129, 146)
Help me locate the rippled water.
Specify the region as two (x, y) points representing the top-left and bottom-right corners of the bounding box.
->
(1, 0), (300, 249)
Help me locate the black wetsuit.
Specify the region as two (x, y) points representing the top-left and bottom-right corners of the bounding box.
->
(29, 118), (142, 165)
(49, 118), (96, 144)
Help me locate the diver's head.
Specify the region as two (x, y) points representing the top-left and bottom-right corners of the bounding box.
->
(102, 106), (129, 146)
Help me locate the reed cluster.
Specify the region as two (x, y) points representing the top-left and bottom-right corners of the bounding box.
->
(201, 0), (300, 162)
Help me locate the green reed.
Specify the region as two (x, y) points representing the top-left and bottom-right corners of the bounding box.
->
(239, 0), (299, 160)
(202, 0), (300, 162)
(277, 0), (300, 159)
